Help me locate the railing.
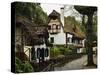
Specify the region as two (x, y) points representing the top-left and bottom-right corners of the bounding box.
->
(48, 30), (60, 34)
(67, 42), (83, 47)
(73, 43), (83, 47)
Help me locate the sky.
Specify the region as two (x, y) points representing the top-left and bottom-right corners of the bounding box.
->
(41, 3), (64, 15)
(41, 3), (82, 21)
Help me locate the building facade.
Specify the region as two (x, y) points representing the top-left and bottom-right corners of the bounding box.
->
(48, 8), (85, 53)
(15, 16), (50, 63)
(48, 8), (66, 46)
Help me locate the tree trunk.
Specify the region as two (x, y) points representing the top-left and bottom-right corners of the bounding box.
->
(86, 13), (95, 66)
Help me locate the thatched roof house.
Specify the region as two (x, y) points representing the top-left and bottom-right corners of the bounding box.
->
(48, 10), (85, 39)
(48, 10), (62, 26)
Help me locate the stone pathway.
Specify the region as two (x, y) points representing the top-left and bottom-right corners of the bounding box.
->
(54, 55), (97, 71)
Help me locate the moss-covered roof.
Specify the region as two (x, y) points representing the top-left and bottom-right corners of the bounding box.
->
(16, 15), (34, 26)
(16, 16), (49, 45)
(64, 16), (85, 39)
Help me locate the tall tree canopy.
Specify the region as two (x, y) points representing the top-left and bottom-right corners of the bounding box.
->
(15, 2), (48, 25)
(80, 12), (97, 41)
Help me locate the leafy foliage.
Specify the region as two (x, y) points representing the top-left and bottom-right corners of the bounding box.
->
(92, 14), (97, 41)
(50, 47), (61, 57)
(15, 57), (34, 73)
(80, 12), (97, 41)
(50, 45), (77, 58)
(15, 2), (48, 25)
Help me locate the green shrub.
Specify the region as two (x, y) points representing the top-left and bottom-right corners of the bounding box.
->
(21, 61), (33, 72)
(50, 45), (77, 58)
(15, 57), (23, 73)
(65, 47), (72, 54)
(67, 45), (77, 53)
(82, 48), (86, 53)
(58, 46), (74, 55)
(50, 47), (61, 58)
(58, 47), (66, 55)
(50, 46), (71, 57)
(15, 57), (34, 73)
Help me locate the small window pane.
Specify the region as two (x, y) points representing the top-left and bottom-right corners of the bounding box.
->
(45, 48), (49, 57)
(37, 48), (40, 58)
(50, 37), (54, 43)
(48, 26), (51, 30)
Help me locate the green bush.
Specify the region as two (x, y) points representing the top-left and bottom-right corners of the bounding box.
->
(15, 57), (23, 73)
(15, 57), (34, 73)
(50, 47), (61, 58)
(67, 45), (77, 53)
(50, 45), (77, 58)
(82, 48), (86, 53)
(65, 47), (72, 54)
(59, 47), (66, 55)
(59, 46), (74, 55)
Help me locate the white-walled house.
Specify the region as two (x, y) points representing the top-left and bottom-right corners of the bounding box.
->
(48, 9), (66, 45)
(48, 8), (85, 53)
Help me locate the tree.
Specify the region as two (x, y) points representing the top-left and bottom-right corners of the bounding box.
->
(15, 2), (48, 25)
(80, 12), (97, 40)
(74, 6), (97, 66)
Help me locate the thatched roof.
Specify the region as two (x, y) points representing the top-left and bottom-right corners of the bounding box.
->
(49, 10), (60, 18)
(16, 16), (47, 35)
(15, 16), (33, 26)
(16, 16), (37, 37)
(64, 16), (85, 39)
(48, 10), (62, 27)
(15, 16), (49, 45)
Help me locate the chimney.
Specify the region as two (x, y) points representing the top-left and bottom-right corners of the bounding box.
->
(60, 7), (64, 27)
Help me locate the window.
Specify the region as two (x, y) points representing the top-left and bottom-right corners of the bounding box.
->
(79, 40), (82, 45)
(56, 25), (60, 29)
(37, 48), (40, 59)
(48, 26), (51, 30)
(53, 24), (56, 29)
(45, 48), (49, 57)
(72, 38), (75, 43)
(40, 48), (45, 61)
(67, 37), (72, 43)
(67, 38), (70, 43)
(50, 37), (54, 43)
(78, 40), (80, 44)
(56, 25), (58, 29)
